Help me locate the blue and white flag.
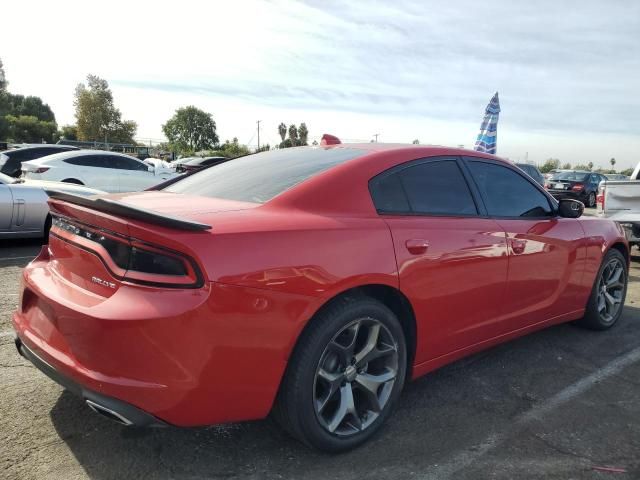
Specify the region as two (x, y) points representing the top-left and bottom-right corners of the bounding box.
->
(474, 92), (500, 154)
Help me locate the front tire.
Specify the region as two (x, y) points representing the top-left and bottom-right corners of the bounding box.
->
(274, 295), (407, 452)
(576, 249), (628, 330)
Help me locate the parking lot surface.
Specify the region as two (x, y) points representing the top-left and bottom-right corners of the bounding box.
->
(1, 236), (639, 480)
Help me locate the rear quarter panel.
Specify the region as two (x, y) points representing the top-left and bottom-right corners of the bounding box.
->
(578, 216), (629, 288)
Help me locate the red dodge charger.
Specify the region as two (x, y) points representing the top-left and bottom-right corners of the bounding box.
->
(12, 139), (629, 451)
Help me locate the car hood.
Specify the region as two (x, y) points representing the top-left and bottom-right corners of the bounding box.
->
(18, 179), (105, 196)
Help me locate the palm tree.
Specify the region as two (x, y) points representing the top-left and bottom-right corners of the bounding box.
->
(278, 123), (287, 143)
(298, 123), (309, 145)
(412, 139), (420, 144)
(288, 124), (298, 145)
(610, 157), (616, 171)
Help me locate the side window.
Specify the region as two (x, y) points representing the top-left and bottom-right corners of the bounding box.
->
(370, 160), (477, 216)
(63, 155), (104, 167)
(467, 160), (553, 218)
(112, 156), (148, 171)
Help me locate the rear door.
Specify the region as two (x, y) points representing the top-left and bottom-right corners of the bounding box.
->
(370, 157), (509, 363)
(464, 157), (586, 328)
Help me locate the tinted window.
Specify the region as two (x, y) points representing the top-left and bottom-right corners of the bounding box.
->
(370, 173), (410, 213)
(468, 160), (553, 217)
(551, 172), (589, 182)
(370, 160), (477, 216)
(166, 147), (365, 203)
(63, 155), (106, 167)
(111, 156), (148, 171)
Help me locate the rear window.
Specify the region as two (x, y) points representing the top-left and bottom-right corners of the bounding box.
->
(551, 172), (589, 182)
(166, 147), (365, 203)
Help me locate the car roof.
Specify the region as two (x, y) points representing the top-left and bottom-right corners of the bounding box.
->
(26, 149), (143, 164)
(6, 144), (77, 154)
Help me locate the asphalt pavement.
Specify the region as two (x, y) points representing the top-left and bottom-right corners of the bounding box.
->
(1, 231), (639, 480)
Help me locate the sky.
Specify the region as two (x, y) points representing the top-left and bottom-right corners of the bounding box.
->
(2, 0), (640, 169)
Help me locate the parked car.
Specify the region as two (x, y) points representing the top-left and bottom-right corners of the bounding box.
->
(12, 140), (629, 452)
(143, 157), (173, 171)
(0, 145), (78, 177)
(597, 161), (640, 246)
(0, 171), (103, 239)
(174, 156), (229, 173)
(21, 150), (178, 193)
(515, 163), (545, 186)
(544, 170), (604, 207)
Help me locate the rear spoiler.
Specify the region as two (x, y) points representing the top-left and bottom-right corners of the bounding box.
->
(45, 190), (212, 231)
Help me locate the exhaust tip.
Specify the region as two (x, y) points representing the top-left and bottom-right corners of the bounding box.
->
(86, 399), (133, 426)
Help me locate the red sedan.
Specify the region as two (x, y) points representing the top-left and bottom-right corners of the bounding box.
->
(12, 139), (629, 452)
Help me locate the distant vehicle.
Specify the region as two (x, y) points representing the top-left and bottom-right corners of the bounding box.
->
(543, 168), (571, 180)
(597, 161), (640, 246)
(143, 157), (173, 170)
(0, 171), (103, 239)
(174, 156), (229, 173)
(21, 150), (178, 193)
(57, 139), (151, 160)
(0, 145), (79, 177)
(602, 174), (629, 181)
(545, 171), (605, 208)
(515, 163), (545, 186)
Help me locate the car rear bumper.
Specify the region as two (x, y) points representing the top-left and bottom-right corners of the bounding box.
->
(12, 247), (304, 427)
(548, 190), (588, 202)
(14, 334), (166, 427)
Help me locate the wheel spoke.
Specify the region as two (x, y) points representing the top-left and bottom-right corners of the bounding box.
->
(353, 323), (380, 365)
(606, 265), (623, 290)
(327, 384), (356, 433)
(316, 369), (343, 413)
(354, 368), (396, 413)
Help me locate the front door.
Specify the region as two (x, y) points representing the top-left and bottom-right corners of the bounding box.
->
(465, 158), (586, 328)
(0, 184), (13, 231)
(369, 157), (509, 363)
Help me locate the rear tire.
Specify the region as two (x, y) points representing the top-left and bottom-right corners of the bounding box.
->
(576, 249), (628, 330)
(273, 295), (407, 452)
(586, 192), (596, 208)
(61, 178), (83, 185)
(42, 215), (52, 242)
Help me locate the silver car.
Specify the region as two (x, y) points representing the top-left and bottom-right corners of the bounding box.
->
(0, 172), (104, 239)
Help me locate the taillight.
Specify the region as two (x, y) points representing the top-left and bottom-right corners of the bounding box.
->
(50, 215), (203, 288)
(597, 186), (605, 211)
(571, 183), (584, 191)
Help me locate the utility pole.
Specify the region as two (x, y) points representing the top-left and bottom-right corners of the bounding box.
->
(373, 133), (380, 142)
(256, 120), (262, 150)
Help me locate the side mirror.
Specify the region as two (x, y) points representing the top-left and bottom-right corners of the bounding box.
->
(558, 199), (583, 218)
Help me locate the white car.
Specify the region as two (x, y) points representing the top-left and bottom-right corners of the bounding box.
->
(21, 150), (178, 193)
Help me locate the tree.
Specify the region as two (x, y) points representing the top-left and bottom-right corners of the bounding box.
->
(298, 122), (309, 145)
(74, 74), (137, 144)
(0, 57), (6, 92)
(573, 164), (591, 171)
(540, 158), (560, 174)
(59, 124), (78, 141)
(588, 161), (593, 171)
(620, 168), (634, 177)
(288, 124), (298, 144)
(278, 123), (287, 142)
(162, 106), (219, 154)
(4, 115), (57, 143)
(208, 137), (250, 158)
(412, 139), (420, 144)
(610, 157), (616, 171)
(561, 162), (572, 170)
(255, 144), (270, 153)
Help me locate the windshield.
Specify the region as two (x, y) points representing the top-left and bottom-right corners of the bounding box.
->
(0, 172), (17, 184)
(550, 172), (589, 182)
(166, 147), (366, 203)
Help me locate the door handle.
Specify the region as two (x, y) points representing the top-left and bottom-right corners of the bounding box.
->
(509, 238), (527, 254)
(405, 239), (429, 255)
